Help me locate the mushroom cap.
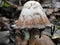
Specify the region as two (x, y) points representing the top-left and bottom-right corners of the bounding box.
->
(16, 1), (51, 29)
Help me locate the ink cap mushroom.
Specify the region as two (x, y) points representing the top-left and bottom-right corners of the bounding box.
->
(16, 1), (52, 29)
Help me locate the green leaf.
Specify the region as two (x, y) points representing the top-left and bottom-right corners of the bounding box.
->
(3, 2), (10, 8)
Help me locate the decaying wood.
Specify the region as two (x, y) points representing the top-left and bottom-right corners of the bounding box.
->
(16, 30), (55, 45)
(35, 34), (55, 45)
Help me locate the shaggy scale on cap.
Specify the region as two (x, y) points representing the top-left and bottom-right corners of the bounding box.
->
(16, 1), (51, 29)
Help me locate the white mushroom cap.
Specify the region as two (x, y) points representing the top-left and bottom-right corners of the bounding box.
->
(16, 1), (51, 29)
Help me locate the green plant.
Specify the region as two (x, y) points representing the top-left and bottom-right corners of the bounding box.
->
(56, 26), (60, 29)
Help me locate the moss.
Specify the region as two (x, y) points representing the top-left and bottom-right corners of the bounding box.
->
(56, 26), (60, 29)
